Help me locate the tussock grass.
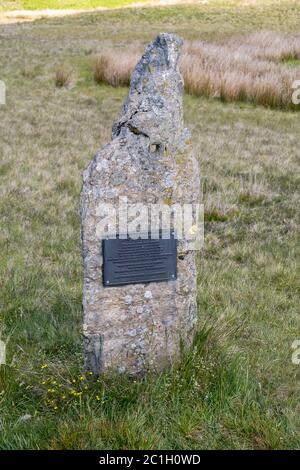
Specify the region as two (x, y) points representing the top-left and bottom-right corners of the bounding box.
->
(182, 33), (300, 109)
(93, 53), (132, 87)
(93, 32), (300, 109)
(1, 0), (147, 11)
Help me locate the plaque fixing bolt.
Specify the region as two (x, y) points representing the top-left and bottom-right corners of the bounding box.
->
(106, 280), (110, 284)
(172, 274), (175, 278)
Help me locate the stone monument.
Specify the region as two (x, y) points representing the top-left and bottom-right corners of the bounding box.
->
(81, 33), (200, 376)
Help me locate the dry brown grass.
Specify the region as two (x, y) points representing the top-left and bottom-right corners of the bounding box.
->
(93, 32), (300, 109)
(93, 52), (136, 87)
(55, 65), (74, 88)
(225, 31), (300, 62)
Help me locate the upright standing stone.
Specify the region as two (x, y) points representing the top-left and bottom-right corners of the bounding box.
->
(81, 33), (200, 376)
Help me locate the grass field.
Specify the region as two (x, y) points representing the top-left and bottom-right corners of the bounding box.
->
(0, 1), (299, 449)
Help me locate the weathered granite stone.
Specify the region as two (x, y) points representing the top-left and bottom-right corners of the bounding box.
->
(81, 33), (200, 376)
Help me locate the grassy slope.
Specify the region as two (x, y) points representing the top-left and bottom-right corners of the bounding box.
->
(0, 2), (299, 449)
(0, 0), (148, 11)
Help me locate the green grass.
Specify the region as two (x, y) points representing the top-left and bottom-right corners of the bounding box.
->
(0, 2), (299, 449)
(1, 0), (147, 11)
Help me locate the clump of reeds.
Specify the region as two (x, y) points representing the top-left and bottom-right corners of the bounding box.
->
(55, 65), (74, 88)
